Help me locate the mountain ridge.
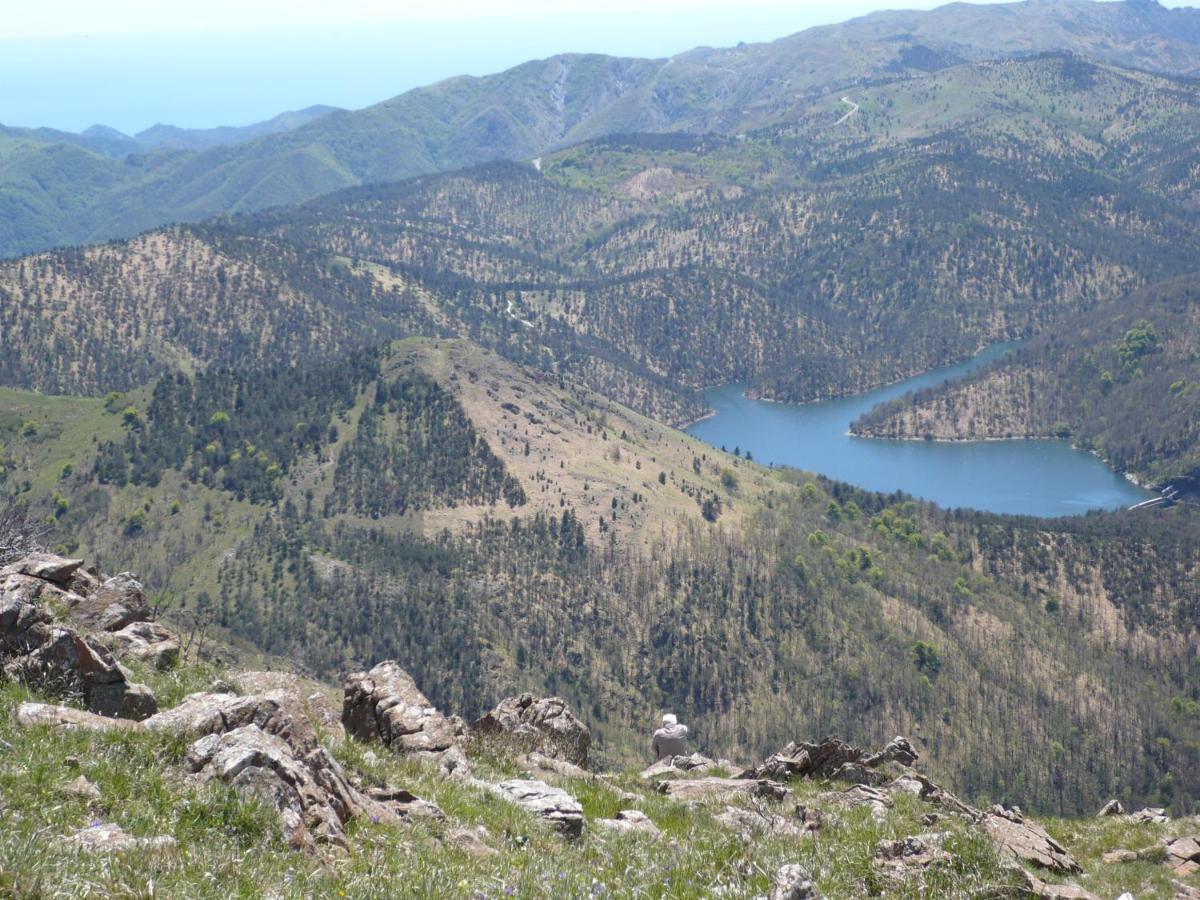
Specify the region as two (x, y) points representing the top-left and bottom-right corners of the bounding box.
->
(4, 0), (1200, 259)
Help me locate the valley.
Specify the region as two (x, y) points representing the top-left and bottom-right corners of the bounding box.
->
(2, 3), (1200, 895)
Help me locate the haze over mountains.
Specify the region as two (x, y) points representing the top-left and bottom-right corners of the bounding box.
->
(3, 0), (1200, 259)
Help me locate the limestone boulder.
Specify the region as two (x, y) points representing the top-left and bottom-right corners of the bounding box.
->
(473, 693), (590, 766)
(742, 736), (918, 785)
(16, 702), (142, 732)
(478, 778), (584, 837)
(185, 724), (398, 850)
(342, 661), (463, 753)
(56, 822), (176, 855)
(1097, 799), (1125, 817)
(762, 864), (819, 900)
(107, 621), (180, 670)
(656, 777), (789, 803)
(595, 809), (661, 837)
(982, 806), (1081, 874)
(1164, 836), (1200, 877)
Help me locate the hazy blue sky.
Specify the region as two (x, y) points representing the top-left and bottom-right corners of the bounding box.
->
(1, 0), (1195, 134)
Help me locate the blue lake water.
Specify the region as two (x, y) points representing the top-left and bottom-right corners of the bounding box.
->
(686, 345), (1153, 517)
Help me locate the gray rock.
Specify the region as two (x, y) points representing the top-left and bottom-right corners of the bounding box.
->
(16, 701), (143, 732)
(873, 833), (951, 879)
(764, 863), (818, 900)
(657, 777), (789, 803)
(185, 723), (401, 850)
(2, 606), (152, 719)
(0, 553), (83, 585)
(145, 690), (319, 757)
(1097, 798), (1125, 817)
(90, 574), (150, 631)
(1128, 806), (1170, 824)
(742, 735), (918, 784)
(715, 805), (809, 839)
(982, 806), (1081, 874)
(342, 661), (462, 753)
(1164, 836), (1200, 877)
(56, 823), (176, 855)
(479, 778), (584, 837)
(595, 809), (661, 837)
(1018, 869), (1100, 900)
(107, 621), (180, 670)
(473, 693), (590, 766)
(819, 784), (894, 821)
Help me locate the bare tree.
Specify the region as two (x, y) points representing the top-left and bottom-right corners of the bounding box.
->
(0, 503), (45, 566)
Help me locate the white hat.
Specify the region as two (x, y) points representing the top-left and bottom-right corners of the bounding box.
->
(662, 713), (677, 726)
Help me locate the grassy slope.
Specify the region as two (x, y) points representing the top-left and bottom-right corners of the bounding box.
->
(1, 656), (1197, 899)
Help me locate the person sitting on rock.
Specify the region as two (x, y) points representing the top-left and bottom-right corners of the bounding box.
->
(652, 713), (689, 761)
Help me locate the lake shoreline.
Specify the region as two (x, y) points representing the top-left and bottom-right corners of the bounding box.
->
(686, 344), (1152, 517)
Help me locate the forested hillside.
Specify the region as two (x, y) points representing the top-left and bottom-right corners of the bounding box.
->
(5, 53), (1200, 425)
(852, 276), (1200, 489)
(3, 0), (1200, 259)
(1, 339), (1197, 816)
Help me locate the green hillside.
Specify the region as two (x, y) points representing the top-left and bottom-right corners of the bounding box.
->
(3, 0), (1200, 259)
(7, 53), (1199, 430)
(2, 339), (1197, 816)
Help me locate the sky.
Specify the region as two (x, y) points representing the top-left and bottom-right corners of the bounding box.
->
(0, 0), (1195, 134)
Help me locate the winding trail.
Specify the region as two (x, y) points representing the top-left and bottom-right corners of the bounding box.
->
(834, 96), (860, 126)
(506, 297), (535, 329)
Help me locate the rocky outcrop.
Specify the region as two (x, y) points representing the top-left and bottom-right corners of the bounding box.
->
(982, 806), (1081, 874)
(740, 736), (917, 785)
(762, 864), (819, 900)
(106, 621), (180, 670)
(656, 777), (789, 803)
(81, 573), (152, 632)
(886, 771), (981, 821)
(1018, 870), (1100, 900)
(477, 778), (584, 837)
(145, 691), (322, 755)
(2, 576), (158, 719)
(594, 809), (661, 837)
(56, 822), (176, 855)
(184, 723), (399, 850)
(342, 661), (463, 753)
(715, 805), (812, 839)
(231, 671), (343, 739)
(473, 693), (590, 766)
(1165, 836), (1200, 877)
(640, 752), (724, 780)
(16, 701), (144, 732)
(873, 833), (951, 879)
(1096, 799), (1124, 817)
(1128, 806), (1170, 824)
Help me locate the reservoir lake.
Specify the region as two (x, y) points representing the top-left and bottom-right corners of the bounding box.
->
(686, 345), (1153, 517)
